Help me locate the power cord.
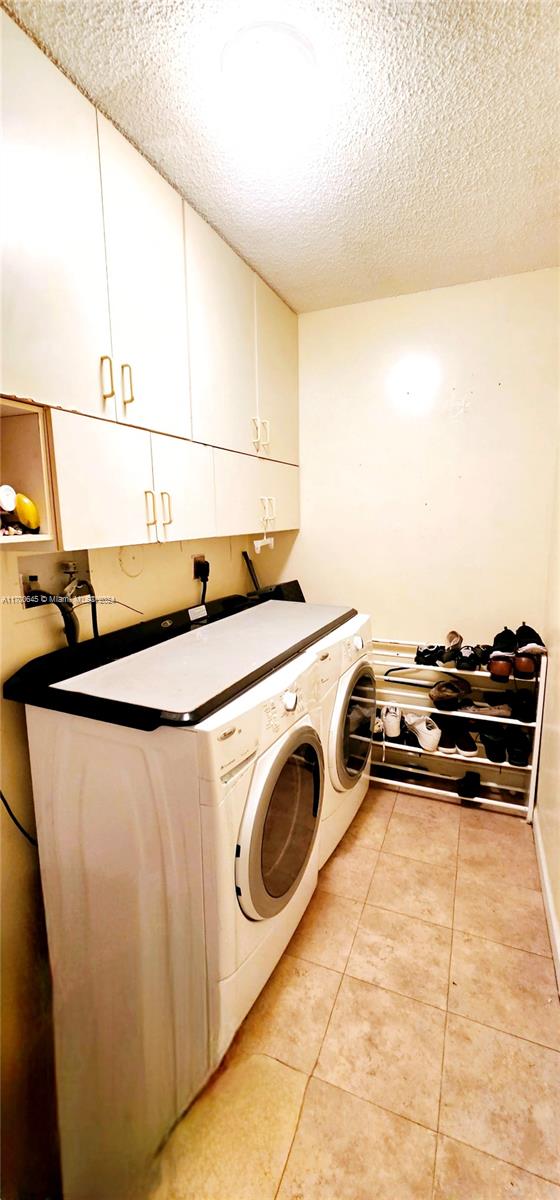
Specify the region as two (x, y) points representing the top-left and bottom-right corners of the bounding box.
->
(196, 559), (210, 605)
(0, 788), (37, 847)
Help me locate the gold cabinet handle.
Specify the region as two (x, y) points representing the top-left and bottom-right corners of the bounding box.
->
(161, 491), (173, 526)
(100, 355), (115, 402)
(122, 363), (135, 406)
(144, 489), (157, 527)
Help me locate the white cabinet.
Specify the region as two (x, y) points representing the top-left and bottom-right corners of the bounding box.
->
(214, 450), (299, 537)
(255, 277), (299, 465)
(185, 206), (257, 456)
(151, 434), (216, 542)
(97, 115), (190, 438)
(258, 459), (300, 531)
(50, 410), (156, 550)
(1, 14), (113, 418)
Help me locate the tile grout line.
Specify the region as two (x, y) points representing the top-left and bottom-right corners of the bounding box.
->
(438, 1130), (560, 1190)
(431, 803), (460, 1198)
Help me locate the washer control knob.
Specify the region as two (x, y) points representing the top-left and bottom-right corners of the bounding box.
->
(353, 635), (364, 651)
(282, 690), (298, 712)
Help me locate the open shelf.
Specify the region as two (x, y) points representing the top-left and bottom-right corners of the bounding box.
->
(362, 734), (531, 770)
(1, 398), (55, 545)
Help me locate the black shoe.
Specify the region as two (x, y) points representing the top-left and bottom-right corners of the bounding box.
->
(492, 626), (517, 653)
(511, 691), (537, 724)
(435, 716), (457, 754)
(456, 646), (480, 671)
(455, 727), (478, 757)
(399, 726), (420, 748)
(415, 644), (444, 666)
(516, 622), (545, 652)
(507, 730), (531, 767)
(473, 644), (492, 666)
(458, 770), (481, 799)
(480, 725), (507, 763)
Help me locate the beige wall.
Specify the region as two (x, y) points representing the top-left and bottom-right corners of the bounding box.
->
(537, 382), (560, 977)
(285, 268), (559, 642)
(0, 529), (296, 1197)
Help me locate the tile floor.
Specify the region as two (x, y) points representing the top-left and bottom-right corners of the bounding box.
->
(150, 787), (560, 1200)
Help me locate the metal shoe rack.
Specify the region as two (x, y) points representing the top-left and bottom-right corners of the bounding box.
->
(359, 639), (548, 822)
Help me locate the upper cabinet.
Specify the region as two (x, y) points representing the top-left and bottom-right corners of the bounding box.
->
(97, 115), (190, 438)
(255, 278), (299, 465)
(0, 14), (114, 418)
(185, 206), (257, 456)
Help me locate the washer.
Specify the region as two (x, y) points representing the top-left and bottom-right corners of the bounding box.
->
(310, 614), (376, 866)
(5, 599), (354, 1200)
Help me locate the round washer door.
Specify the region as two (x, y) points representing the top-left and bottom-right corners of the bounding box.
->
(236, 725), (324, 920)
(331, 661), (376, 791)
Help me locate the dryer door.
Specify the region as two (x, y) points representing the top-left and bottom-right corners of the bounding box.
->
(236, 724), (324, 920)
(331, 662), (376, 791)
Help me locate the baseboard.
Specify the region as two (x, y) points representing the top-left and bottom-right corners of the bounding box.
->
(533, 808), (560, 991)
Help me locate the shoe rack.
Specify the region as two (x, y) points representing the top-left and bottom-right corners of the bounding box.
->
(361, 639), (548, 822)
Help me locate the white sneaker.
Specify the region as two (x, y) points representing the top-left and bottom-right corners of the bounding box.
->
(381, 705), (401, 739)
(404, 712), (441, 752)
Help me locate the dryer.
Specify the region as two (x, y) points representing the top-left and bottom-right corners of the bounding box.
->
(5, 598), (353, 1200)
(310, 614), (376, 866)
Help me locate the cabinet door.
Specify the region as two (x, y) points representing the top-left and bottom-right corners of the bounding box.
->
(97, 115), (190, 438)
(50, 410), (156, 550)
(185, 206), (257, 456)
(255, 277), (299, 465)
(1, 15), (113, 417)
(213, 449), (262, 537)
(151, 434), (216, 543)
(258, 460), (300, 532)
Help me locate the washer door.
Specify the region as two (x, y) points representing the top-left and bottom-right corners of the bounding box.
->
(332, 662), (376, 791)
(236, 725), (324, 920)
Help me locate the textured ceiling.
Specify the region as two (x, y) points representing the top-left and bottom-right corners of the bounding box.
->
(3, 0), (559, 312)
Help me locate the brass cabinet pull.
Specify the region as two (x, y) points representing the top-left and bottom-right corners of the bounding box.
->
(100, 355), (115, 402)
(144, 489), (157, 527)
(122, 363), (135, 406)
(161, 491), (173, 526)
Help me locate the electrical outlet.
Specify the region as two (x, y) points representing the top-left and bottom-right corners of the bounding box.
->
(193, 555), (206, 580)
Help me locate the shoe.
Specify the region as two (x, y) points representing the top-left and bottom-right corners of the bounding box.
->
(404, 712), (441, 752)
(415, 644), (444, 665)
(437, 630), (463, 665)
(480, 725), (508, 763)
(492, 626), (517, 653)
(489, 653), (513, 681)
(473, 644), (492, 666)
(435, 716), (457, 754)
(460, 698), (513, 717)
(516, 622), (546, 654)
(372, 716), (384, 741)
(455, 726), (478, 757)
(457, 770), (481, 799)
(429, 678), (471, 711)
(513, 652), (538, 679)
(456, 646), (480, 671)
(507, 730), (531, 767)
(381, 705), (401, 739)
(511, 691), (536, 723)
(399, 726), (420, 748)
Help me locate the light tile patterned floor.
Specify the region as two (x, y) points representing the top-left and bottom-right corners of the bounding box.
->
(150, 788), (560, 1200)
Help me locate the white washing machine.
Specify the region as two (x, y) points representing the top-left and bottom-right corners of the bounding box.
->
(309, 614), (376, 866)
(6, 599), (353, 1200)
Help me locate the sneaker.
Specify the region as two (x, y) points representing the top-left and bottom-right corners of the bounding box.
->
(455, 726), (478, 757)
(473, 644), (492, 665)
(372, 716), (384, 741)
(507, 729), (531, 767)
(435, 716), (457, 755)
(381, 705), (401, 739)
(404, 712), (441, 752)
(511, 691), (536, 723)
(516, 623), (546, 654)
(480, 725), (507, 763)
(437, 630), (463, 665)
(415, 644), (444, 666)
(399, 725), (420, 748)
(492, 626), (517, 653)
(429, 678), (471, 710)
(456, 646), (480, 671)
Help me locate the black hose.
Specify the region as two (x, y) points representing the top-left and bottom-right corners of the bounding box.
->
(0, 788), (37, 847)
(78, 579), (99, 639)
(25, 589), (79, 647)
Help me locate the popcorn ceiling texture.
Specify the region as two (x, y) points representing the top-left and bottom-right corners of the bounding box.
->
(3, 0), (559, 312)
